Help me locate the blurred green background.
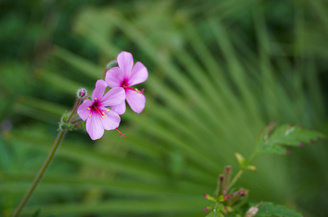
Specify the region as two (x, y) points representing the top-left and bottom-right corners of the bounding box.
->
(1, 0), (328, 216)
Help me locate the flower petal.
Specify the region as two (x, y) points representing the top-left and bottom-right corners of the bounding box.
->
(86, 114), (104, 140)
(126, 89), (146, 113)
(77, 99), (93, 121)
(110, 101), (126, 115)
(101, 87), (125, 106)
(128, 61), (148, 86)
(92, 79), (107, 100)
(105, 67), (124, 87)
(117, 51), (133, 78)
(102, 110), (121, 130)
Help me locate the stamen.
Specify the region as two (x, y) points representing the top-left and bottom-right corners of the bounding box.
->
(95, 97), (97, 100)
(116, 128), (126, 138)
(87, 108), (90, 110)
(122, 85), (145, 94)
(93, 105), (105, 118)
(88, 114), (91, 118)
(101, 112), (107, 120)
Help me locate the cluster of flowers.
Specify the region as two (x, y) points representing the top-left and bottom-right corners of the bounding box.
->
(77, 51), (148, 140)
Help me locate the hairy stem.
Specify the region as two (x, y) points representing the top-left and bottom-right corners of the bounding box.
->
(11, 130), (66, 217)
(12, 97), (82, 217)
(66, 98), (82, 122)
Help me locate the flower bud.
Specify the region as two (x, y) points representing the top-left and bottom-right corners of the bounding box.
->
(61, 113), (70, 123)
(106, 60), (118, 70)
(77, 88), (87, 98)
(59, 122), (74, 131)
(203, 207), (212, 212)
(223, 165), (231, 195)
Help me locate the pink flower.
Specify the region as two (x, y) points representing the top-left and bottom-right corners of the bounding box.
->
(77, 80), (125, 140)
(105, 51), (148, 114)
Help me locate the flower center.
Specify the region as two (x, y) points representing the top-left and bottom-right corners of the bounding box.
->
(121, 79), (145, 94)
(92, 103), (104, 117)
(87, 98), (109, 119)
(121, 79), (129, 87)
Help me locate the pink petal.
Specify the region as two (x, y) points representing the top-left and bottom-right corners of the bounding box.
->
(101, 110), (121, 130)
(77, 99), (92, 121)
(126, 89), (146, 113)
(92, 80), (107, 100)
(110, 101), (126, 115)
(101, 87), (125, 106)
(86, 114), (104, 140)
(128, 61), (148, 86)
(117, 51), (134, 78)
(105, 67), (124, 88)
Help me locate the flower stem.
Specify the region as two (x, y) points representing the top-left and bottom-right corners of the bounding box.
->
(228, 152), (258, 190)
(66, 97), (82, 122)
(228, 170), (244, 189)
(12, 96), (82, 217)
(11, 130), (66, 217)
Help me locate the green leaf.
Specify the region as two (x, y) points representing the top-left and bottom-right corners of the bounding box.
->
(255, 124), (325, 156)
(205, 202), (226, 217)
(253, 202), (303, 217)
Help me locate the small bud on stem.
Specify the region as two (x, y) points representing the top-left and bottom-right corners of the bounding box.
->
(223, 165), (231, 195)
(77, 88), (87, 98)
(215, 174), (224, 197)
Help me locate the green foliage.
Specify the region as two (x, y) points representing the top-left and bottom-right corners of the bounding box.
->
(254, 123), (325, 156)
(204, 123), (323, 216)
(255, 202), (302, 217)
(1, 0), (328, 217)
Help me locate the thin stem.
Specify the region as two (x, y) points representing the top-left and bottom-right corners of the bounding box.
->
(11, 130), (66, 217)
(66, 98), (82, 122)
(228, 170), (244, 189)
(70, 118), (82, 124)
(228, 154), (257, 189)
(12, 97), (82, 217)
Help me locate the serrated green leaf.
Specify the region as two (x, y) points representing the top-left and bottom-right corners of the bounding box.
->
(254, 202), (303, 217)
(255, 124), (325, 156)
